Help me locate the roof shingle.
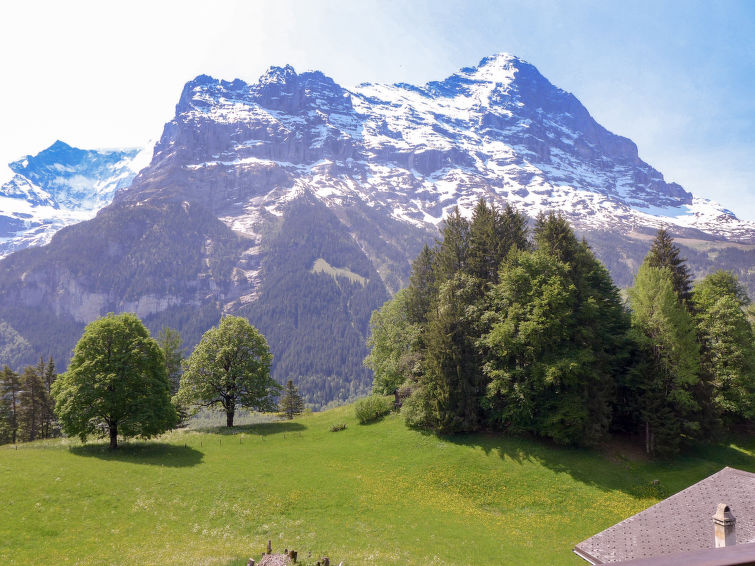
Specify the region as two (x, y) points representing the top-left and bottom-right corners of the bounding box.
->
(574, 467), (755, 564)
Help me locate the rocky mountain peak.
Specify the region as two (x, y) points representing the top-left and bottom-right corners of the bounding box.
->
(463, 52), (522, 80)
(259, 64), (297, 85)
(251, 66), (352, 114)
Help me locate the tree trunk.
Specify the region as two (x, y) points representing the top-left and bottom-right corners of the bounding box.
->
(226, 409), (234, 428)
(109, 424), (118, 449)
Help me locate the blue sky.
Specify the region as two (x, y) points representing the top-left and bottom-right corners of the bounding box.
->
(1, 0), (753, 218)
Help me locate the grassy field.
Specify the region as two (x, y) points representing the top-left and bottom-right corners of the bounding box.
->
(1, 405), (753, 565)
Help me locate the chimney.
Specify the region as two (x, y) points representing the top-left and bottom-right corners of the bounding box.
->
(713, 503), (736, 547)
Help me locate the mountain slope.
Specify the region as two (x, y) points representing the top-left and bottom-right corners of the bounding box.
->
(0, 53), (753, 404)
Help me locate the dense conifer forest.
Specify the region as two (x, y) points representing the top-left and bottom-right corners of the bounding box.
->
(366, 200), (755, 455)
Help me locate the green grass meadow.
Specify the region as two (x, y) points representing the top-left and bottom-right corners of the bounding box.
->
(1, 405), (753, 565)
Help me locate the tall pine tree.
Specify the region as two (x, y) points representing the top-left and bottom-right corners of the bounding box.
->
(18, 365), (47, 442)
(0, 366), (21, 444)
(41, 357), (58, 438)
(433, 206), (470, 282)
(157, 327), (184, 396)
(279, 379), (305, 419)
(405, 244), (437, 326)
(421, 273), (483, 432)
(646, 229), (693, 305)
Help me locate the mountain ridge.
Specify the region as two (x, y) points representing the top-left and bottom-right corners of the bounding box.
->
(0, 53), (753, 406)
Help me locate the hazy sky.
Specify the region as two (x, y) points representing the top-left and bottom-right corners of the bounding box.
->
(1, 0), (753, 218)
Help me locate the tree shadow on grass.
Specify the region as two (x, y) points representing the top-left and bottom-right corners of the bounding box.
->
(69, 441), (204, 467)
(195, 420), (308, 437)
(440, 431), (755, 500)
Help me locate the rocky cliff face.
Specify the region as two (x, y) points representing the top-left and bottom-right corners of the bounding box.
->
(1, 53), (753, 405)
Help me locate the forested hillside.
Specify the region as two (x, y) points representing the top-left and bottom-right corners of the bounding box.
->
(240, 196), (390, 407)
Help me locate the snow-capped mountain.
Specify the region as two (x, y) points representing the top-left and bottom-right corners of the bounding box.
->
(0, 141), (150, 257)
(1, 53), (753, 404)
(118, 53), (754, 245)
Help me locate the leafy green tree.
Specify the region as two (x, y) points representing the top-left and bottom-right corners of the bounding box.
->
(480, 214), (631, 446)
(51, 313), (177, 449)
(365, 289), (422, 395)
(279, 379), (305, 419)
(646, 229), (693, 304)
(482, 250), (583, 443)
(536, 213), (632, 441)
(0, 366), (21, 444)
(692, 271), (754, 426)
(176, 316), (279, 427)
(628, 264), (700, 455)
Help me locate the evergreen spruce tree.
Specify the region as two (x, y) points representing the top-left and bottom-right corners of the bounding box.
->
(433, 206), (470, 282)
(279, 379), (305, 419)
(467, 199), (500, 283)
(0, 366), (21, 444)
(41, 357), (58, 438)
(421, 272), (483, 432)
(467, 199), (530, 285)
(498, 203), (531, 258)
(411, 200), (530, 433)
(533, 212), (581, 266)
(646, 229), (693, 304)
(0, 389), (10, 445)
(405, 244), (437, 326)
(18, 365), (47, 442)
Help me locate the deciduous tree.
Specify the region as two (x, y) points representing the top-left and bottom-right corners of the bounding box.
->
(692, 271), (754, 427)
(176, 316), (279, 427)
(365, 289), (421, 395)
(51, 313), (177, 449)
(628, 264), (700, 455)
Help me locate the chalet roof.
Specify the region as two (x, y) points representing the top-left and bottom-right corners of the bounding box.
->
(574, 467), (755, 564)
(257, 554), (292, 566)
